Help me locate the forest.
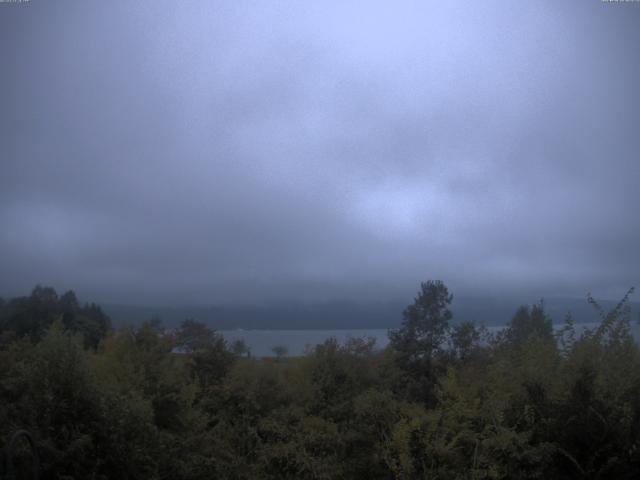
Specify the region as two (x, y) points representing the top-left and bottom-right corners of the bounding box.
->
(0, 281), (639, 479)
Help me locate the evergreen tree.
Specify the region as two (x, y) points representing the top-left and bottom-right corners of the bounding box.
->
(388, 280), (453, 404)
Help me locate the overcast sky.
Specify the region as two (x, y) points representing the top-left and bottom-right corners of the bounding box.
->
(1, 0), (639, 305)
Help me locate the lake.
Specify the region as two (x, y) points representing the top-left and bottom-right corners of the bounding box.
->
(219, 322), (640, 357)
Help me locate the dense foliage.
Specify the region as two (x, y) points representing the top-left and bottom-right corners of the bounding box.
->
(1, 282), (639, 479)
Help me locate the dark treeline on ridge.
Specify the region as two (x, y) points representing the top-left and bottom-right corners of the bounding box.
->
(1, 281), (639, 479)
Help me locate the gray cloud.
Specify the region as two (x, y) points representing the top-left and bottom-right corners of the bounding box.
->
(1, 0), (639, 305)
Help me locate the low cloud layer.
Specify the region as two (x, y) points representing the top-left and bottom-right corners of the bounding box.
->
(1, 1), (639, 305)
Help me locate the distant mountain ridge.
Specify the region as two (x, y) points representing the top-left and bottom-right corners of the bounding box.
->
(103, 296), (640, 330)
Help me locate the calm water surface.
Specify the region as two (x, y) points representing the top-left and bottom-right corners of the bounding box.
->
(220, 322), (640, 357)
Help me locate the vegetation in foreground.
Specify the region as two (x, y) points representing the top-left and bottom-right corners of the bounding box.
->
(1, 282), (639, 479)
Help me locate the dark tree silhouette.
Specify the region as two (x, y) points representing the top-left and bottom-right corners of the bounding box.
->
(388, 280), (453, 404)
